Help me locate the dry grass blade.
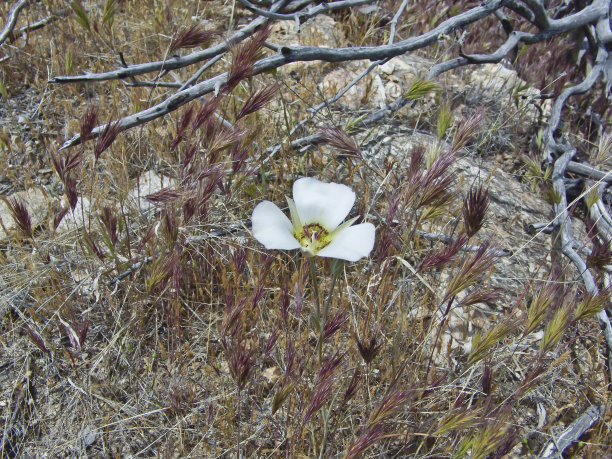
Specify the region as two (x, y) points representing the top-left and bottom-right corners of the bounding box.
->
(355, 333), (381, 364)
(51, 151), (82, 182)
(451, 109), (485, 152)
(404, 77), (439, 100)
(70, 0), (91, 32)
(524, 280), (562, 336)
(435, 407), (481, 436)
(587, 238), (612, 270)
(319, 126), (362, 158)
(169, 24), (216, 54)
(93, 121), (120, 160)
(575, 288), (610, 320)
(346, 389), (411, 458)
(223, 26), (269, 92)
(540, 303), (572, 353)
(144, 188), (183, 205)
(23, 323), (51, 356)
(223, 339), (254, 390)
(462, 184), (489, 238)
(80, 105), (98, 142)
(236, 84), (278, 120)
(444, 243), (496, 300)
(2, 196), (32, 239)
(468, 318), (517, 365)
(418, 234), (467, 272)
(4, 0), (612, 457)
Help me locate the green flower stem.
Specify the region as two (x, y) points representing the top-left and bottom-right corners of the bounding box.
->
(309, 257), (322, 331)
(317, 406), (329, 459)
(322, 271), (338, 332)
(318, 270), (339, 365)
(309, 258), (342, 366)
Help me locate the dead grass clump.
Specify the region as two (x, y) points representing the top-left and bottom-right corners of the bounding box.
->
(0, 1), (611, 458)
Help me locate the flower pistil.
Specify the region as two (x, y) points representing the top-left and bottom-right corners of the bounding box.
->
(296, 223), (331, 255)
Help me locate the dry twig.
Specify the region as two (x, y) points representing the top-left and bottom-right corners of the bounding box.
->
(0, 0), (28, 46)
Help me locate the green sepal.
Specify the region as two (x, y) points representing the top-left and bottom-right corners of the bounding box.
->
(286, 196), (302, 234)
(330, 216), (359, 236)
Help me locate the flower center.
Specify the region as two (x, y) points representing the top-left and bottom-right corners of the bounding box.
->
(295, 223), (331, 255)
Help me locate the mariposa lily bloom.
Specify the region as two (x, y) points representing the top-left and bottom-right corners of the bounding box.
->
(252, 177), (375, 262)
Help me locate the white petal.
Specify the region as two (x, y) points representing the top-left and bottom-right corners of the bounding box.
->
(293, 177), (355, 231)
(316, 223), (376, 262)
(251, 201), (301, 250)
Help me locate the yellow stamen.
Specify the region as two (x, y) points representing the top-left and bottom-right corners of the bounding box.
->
(295, 223), (331, 254)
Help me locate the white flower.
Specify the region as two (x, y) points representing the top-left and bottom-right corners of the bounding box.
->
(252, 177), (375, 262)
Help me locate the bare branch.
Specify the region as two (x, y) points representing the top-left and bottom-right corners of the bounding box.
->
(4, 10), (67, 45)
(520, 0), (551, 29)
(567, 161), (612, 183)
(494, 8), (514, 35)
(124, 80), (182, 88)
(547, 55), (612, 373)
(17, 14), (53, 33)
(178, 54), (224, 91)
(432, 0), (611, 78)
(590, 203), (612, 242)
(504, 0), (537, 24)
(538, 0), (610, 37)
(237, 0), (375, 22)
(0, 0), (28, 47)
(49, 0), (294, 83)
(540, 404), (604, 457)
(59, 0), (507, 149)
(459, 31), (526, 63)
(56, 0), (612, 177)
(429, 30), (527, 78)
(554, 156), (612, 374)
(284, 0), (409, 137)
(387, 0), (410, 45)
(53, 0), (504, 86)
(544, 51), (605, 164)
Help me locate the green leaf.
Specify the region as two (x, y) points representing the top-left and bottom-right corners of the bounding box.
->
(0, 79), (8, 99)
(71, 0), (91, 32)
(272, 381), (295, 414)
(535, 129), (543, 149)
(585, 188), (601, 210)
(546, 187), (562, 205)
(437, 103), (452, 139)
(65, 50), (74, 74)
(243, 183), (258, 198)
(102, 0), (117, 27)
(344, 114), (367, 134)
